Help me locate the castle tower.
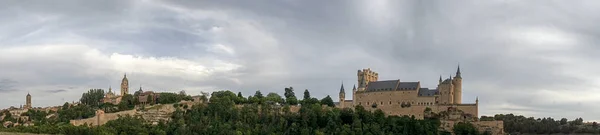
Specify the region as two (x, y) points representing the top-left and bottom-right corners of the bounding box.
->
(452, 65), (462, 104)
(121, 74), (129, 96)
(352, 84), (356, 106)
(438, 76), (455, 105)
(25, 93), (32, 109)
(357, 68), (378, 91)
(339, 82), (345, 108)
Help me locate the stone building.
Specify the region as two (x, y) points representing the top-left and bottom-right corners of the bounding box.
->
(137, 88), (159, 105)
(24, 93), (32, 109)
(338, 67), (476, 118)
(121, 74), (129, 96)
(102, 86), (121, 104)
(102, 74), (129, 104)
(337, 67), (504, 134)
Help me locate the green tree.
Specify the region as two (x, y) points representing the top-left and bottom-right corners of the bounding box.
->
(79, 89), (105, 108)
(320, 95), (335, 107)
(265, 92), (285, 105)
(303, 89), (310, 100)
(284, 87), (298, 105)
(453, 122), (479, 135)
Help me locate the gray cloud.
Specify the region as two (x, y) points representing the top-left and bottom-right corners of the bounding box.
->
(1, 0), (599, 121)
(0, 79), (17, 92)
(45, 89), (68, 93)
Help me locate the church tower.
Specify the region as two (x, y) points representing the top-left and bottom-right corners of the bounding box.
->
(452, 65), (463, 104)
(121, 74), (129, 96)
(339, 83), (345, 108)
(25, 93), (32, 109)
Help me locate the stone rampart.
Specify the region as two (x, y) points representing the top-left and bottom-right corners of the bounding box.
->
(70, 109), (136, 126)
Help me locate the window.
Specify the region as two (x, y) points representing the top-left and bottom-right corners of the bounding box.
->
(389, 101), (392, 105)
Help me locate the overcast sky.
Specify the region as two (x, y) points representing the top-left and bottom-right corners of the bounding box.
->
(1, 0), (600, 121)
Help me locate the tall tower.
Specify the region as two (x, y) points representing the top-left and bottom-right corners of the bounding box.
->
(357, 68), (378, 91)
(25, 93), (32, 109)
(121, 74), (129, 96)
(352, 84), (357, 106)
(339, 83), (345, 108)
(452, 65), (463, 104)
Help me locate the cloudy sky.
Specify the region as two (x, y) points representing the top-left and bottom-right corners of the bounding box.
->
(1, 0), (600, 121)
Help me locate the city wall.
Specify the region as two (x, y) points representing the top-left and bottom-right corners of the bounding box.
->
(70, 110), (137, 126)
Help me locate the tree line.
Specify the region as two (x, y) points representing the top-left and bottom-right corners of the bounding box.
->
(0, 88), (455, 135)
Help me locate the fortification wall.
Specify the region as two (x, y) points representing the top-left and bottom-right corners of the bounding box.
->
(70, 110), (137, 126)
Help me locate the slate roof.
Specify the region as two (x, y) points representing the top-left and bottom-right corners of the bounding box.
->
(418, 88), (438, 97)
(396, 82), (420, 90)
(366, 80), (399, 91)
(365, 80), (421, 92)
(339, 84), (345, 94)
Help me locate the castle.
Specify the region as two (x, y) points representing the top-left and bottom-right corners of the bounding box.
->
(102, 74), (130, 105)
(337, 66), (478, 119)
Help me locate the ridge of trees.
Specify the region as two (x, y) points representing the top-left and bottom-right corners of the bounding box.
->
(1, 88), (444, 135)
(480, 114), (599, 134)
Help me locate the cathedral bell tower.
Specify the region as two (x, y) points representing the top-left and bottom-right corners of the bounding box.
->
(121, 74), (129, 96)
(25, 93), (32, 109)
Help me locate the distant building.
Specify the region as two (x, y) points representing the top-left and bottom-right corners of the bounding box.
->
(121, 74), (129, 96)
(102, 74), (129, 105)
(24, 93), (32, 109)
(138, 87), (159, 105)
(337, 67), (476, 118)
(337, 67), (503, 134)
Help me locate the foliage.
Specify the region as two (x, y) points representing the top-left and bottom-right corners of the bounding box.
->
(157, 92), (192, 104)
(265, 92), (285, 105)
(485, 114), (600, 134)
(320, 95), (335, 107)
(79, 89), (105, 108)
(453, 122), (479, 135)
(118, 94), (135, 111)
(303, 89), (311, 100)
(248, 90), (265, 104)
(57, 103), (96, 123)
(284, 87), (298, 105)
(3, 89), (442, 135)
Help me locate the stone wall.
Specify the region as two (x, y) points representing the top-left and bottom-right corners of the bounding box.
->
(137, 104), (177, 124)
(70, 110), (137, 126)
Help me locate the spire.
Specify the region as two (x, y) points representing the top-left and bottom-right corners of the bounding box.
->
(476, 96), (479, 103)
(339, 82), (345, 94)
(439, 75), (442, 83)
(139, 84), (143, 91)
(352, 84), (356, 91)
(109, 85), (112, 92)
(456, 64), (462, 78)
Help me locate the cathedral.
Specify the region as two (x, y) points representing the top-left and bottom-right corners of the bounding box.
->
(337, 66), (479, 119)
(102, 74), (130, 105)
